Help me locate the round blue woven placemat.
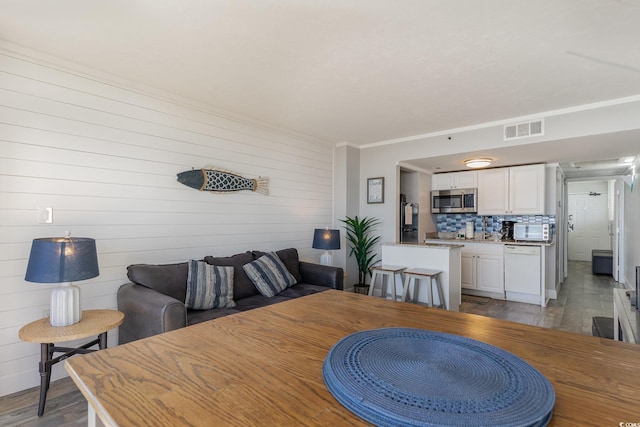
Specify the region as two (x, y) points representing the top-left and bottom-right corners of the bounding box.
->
(323, 328), (554, 427)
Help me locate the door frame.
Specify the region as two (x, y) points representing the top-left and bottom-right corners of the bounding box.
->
(615, 178), (625, 283)
(563, 176), (625, 283)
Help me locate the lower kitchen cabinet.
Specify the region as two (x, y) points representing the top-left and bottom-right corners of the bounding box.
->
(424, 239), (552, 306)
(460, 243), (505, 298)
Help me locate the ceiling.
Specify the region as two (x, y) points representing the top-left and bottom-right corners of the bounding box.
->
(406, 131), (640, 179)
(1, 0), (640, 177)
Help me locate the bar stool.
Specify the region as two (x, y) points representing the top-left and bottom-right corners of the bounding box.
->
(369, 265), (406, 301)
(401, 268), (446, 309)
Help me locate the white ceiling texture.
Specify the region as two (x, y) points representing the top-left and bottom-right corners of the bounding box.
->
(1, 0), (640, 178)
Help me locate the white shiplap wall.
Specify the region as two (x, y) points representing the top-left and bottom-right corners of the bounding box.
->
(0, 47), (335, 396)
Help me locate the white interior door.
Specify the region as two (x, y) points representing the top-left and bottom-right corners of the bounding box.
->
(568, 188), (610, 261)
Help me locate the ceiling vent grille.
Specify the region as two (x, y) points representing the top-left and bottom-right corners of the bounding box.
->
(504, 119), (544, 141)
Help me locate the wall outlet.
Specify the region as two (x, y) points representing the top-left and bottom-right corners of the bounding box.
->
(42, 309), (50, 318)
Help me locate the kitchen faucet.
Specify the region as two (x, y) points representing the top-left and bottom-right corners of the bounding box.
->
(482, 216), (490, 239)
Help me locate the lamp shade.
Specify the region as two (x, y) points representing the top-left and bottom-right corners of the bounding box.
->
(25, 237), (99, 283)
(312, 229), (340, 250)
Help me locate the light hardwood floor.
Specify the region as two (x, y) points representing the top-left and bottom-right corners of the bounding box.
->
(0, 261), (621, 426)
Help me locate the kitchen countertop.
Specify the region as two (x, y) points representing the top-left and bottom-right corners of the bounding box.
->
(383, 242), (464, 250)
(423, 238), (555, 247)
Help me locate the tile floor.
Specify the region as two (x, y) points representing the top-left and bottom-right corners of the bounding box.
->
(460, 260), (622, 335)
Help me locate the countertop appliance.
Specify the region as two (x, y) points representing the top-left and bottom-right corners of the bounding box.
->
(501, 221), (515, 241)
(504, 245), (542, 305)
(431, 188), (477, 214)
(514, 223), (550, 242)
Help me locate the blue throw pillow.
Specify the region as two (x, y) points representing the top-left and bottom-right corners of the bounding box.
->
(185, 260), (236, 310)
(243, 252), (297, 297)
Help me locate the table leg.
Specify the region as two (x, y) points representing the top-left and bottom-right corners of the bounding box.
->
(98, 331), (107, 350)
(37, 343), (53, 417)
(88, 402), (106, 427)
(35, 337), (103, 417)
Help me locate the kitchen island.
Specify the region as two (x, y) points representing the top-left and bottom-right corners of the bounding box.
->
(381, 242), (462, 311)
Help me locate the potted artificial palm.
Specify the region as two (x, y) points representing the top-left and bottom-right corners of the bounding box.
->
(340, 215), (381, 294)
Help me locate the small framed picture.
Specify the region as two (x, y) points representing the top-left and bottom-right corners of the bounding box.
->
(367, 177), (384, 204)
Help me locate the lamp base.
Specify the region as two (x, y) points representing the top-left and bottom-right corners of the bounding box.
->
(50, 283), (82, 327)
(320, 251), (333, 266)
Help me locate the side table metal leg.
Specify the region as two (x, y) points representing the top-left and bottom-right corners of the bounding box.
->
(37, 343), (53, 417)
(98, 331), (108, 350)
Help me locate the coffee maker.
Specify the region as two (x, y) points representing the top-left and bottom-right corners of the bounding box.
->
(501, 221), (515, 241)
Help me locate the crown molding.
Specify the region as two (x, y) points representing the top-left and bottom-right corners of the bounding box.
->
(361, 94), (640, 149)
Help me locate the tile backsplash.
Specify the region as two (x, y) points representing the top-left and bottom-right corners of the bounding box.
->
(436, 214), (556, 234)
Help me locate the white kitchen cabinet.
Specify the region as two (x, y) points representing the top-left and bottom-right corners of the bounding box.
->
(459, 242), (504, 297)
(431, 171), (477, 190)
(461, 253), (475, 289)
(462, 253), (504, 294)
(476, 254), (504, 293)
(477, 164), (545, 215)
(477, 168), (509, 215)
(510, 165), (545, 214)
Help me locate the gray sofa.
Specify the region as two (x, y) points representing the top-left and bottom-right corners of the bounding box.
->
(117, 248), (344, 344)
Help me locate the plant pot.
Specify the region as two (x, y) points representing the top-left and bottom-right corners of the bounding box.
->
(353, 284), (370, 295)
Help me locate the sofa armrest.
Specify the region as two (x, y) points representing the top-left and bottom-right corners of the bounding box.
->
(299, 262), (344, 291)
(117, 283), (187, 345)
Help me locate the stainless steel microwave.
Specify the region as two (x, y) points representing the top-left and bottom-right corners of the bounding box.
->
(431, 188), (477, 213)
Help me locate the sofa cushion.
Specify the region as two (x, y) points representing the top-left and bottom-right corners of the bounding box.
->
(252, 248), (302, 283)
(185, 260), (236, 310)
(127, 262), (188, 302)
(187, 307), (241, 326)
(278, 283), (332, 298)
(204, 251), (256, 300)
(233, 294), (292, 311)
(243, 252), (297, 297)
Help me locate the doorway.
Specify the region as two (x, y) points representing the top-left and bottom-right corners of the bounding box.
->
(567, 181), (611, 262)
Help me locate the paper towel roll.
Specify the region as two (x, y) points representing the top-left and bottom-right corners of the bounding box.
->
(466, 221), (474, 239)
(404, 204), (413, 225)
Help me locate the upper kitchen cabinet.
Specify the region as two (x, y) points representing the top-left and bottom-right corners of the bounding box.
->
(477, 168), (509, 214)
(431, 171), (477, 190)
(478, 164), (545, 215)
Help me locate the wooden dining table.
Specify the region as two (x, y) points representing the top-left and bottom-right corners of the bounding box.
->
(65, 290), (640, 426)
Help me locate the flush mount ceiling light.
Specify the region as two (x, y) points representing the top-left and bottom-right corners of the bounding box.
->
(464, 158), (492, 169)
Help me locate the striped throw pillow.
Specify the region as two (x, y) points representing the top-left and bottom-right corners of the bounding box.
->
(243, 252), (297, 297)
(185, 260), (236, 310)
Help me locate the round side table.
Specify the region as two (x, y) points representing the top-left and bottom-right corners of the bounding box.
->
(19, 309), (124, 417)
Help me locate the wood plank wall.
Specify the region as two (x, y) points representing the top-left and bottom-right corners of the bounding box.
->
(0, 47), (335, 396)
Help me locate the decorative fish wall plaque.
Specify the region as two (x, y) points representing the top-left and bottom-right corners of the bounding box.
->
(177, 168), (269, 195)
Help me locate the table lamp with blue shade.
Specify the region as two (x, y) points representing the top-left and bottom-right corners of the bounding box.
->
(25, 232), (99, 327)
(312, 228), (340, 266)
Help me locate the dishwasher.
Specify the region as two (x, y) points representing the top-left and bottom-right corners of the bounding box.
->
(504, 245), (541, 305)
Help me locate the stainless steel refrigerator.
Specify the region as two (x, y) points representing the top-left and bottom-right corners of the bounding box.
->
(400, 194), (419, 243)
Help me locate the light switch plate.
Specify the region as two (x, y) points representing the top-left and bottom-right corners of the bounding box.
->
(37, 207), (53, 224)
